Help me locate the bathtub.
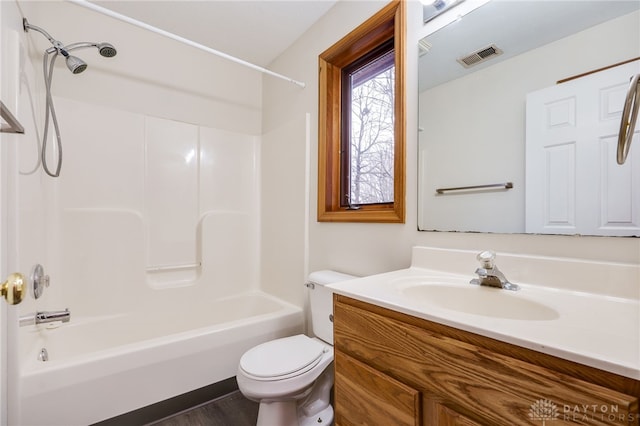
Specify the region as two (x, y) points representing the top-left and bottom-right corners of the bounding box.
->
(14, 291), (304, 426)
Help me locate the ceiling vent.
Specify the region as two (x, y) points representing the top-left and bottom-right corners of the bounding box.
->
(457, 44), (503, 68)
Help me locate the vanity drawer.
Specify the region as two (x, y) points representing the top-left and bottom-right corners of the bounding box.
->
(333, 295), (639, 426)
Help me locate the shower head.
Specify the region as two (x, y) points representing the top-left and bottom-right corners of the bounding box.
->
(24, 17), (117, 179)
(97, 42), (117, 58)
(64, 41), (117, 58)
(23, 18), (117, 73)
(65, 55), (87, 74)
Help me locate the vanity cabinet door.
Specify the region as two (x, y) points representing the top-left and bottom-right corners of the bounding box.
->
(334, 350), (420, 426)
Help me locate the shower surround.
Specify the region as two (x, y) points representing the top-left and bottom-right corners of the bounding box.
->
(10, 96), (306, 425)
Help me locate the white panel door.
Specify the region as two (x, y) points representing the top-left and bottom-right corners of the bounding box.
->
(526, 60), (640, 236)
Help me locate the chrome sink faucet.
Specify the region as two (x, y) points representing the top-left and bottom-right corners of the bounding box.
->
(470, 251), (519, 291)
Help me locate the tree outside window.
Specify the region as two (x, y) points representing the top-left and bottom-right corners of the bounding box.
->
(346, 48), (395, 206)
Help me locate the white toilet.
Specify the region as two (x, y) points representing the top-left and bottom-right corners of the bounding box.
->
(236, 270), (355, 426)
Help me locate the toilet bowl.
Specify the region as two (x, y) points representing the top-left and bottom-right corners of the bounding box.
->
(236, 270), (355, 426)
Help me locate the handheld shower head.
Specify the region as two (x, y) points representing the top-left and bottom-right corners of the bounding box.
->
(65, 55), (87, 74)
(23, 19), (117, 73)
(23, 17), (117, 178)
(97, 42), (117, 58)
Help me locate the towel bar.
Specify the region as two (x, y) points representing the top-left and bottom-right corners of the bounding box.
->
(436, 182), (513, 194)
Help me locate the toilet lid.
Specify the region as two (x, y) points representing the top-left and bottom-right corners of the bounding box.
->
(240, 335), (326, 379)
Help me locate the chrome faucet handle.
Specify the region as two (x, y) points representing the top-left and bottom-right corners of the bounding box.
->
(477, 250), (496, 269)
(30, 264), (50, 300)
(472, 251), (520, 291)
(472, 268), (503, 288)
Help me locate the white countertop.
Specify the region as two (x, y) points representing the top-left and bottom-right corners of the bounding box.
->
(328, 266), (640, 380)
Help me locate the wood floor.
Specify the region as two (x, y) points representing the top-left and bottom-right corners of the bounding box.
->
(149, 391), (259, 426)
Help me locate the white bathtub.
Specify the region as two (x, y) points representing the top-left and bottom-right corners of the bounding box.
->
(14, 291), (304, 426)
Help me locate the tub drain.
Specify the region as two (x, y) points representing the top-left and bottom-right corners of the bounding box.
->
(38, 348), (49, 362)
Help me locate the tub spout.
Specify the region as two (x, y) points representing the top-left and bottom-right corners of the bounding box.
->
(19, 308), (70, 327)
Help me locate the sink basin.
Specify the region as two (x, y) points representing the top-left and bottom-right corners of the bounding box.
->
(400, 283), (560, 321)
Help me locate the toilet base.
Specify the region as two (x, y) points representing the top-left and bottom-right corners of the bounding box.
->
(256, 400), (298, 426)
(255, 366), (334, 426)
(299, 404), (333, 426)
(255, 400), (334, 426)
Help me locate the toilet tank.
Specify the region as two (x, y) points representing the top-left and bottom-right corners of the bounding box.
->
(307, 270), (356, 345)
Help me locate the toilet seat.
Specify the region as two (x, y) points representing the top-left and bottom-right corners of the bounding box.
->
(239, 335), (327, 381)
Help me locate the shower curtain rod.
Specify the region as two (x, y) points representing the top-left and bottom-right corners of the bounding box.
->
(67, 0), (306, 88)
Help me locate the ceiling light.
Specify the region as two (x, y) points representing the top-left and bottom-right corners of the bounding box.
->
(423, 0), (465, 23)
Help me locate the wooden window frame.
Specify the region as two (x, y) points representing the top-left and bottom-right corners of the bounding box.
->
(318, 0), (405, 223)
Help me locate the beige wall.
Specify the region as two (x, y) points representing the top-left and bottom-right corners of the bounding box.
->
(261, 0), (640, 306)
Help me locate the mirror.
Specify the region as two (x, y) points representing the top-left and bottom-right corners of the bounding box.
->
(418, 0), (640, 236)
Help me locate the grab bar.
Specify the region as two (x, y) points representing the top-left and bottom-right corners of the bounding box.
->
(617, 73), (640, 165)
(0, 101), (25, 134)
(436, 182), (513, 194)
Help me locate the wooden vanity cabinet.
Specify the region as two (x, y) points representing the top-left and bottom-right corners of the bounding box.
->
(333, 295), (640, 426)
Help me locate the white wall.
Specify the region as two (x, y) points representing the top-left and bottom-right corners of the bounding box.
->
(262, 0), (640, 304)
(260, 113), (311, 306)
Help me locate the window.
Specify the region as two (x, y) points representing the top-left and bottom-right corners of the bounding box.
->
(342, 40), (395, 207)
(318, 0), (405, 223)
